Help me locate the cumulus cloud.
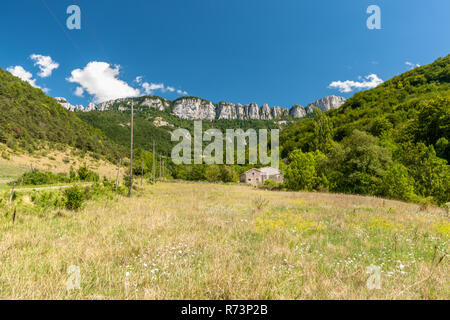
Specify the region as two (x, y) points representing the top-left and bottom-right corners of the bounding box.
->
(135, 76), (143, 84)
(67, 62), (140, 103)
(138, 78), (188, 96)
(74, 86), (84, 97)
(30, 54), (59, 78)
(405, 61), (420, 69)
(328, 74), (383, 93)
(7, 65), (40, 88)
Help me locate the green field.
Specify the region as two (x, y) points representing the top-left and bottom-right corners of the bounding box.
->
(0, 162), (28, 186)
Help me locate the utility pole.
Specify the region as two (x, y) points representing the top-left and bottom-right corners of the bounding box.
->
(115, 158), (122, 192)
(128, 103), (134, 197)
(152, 141), (156, 184)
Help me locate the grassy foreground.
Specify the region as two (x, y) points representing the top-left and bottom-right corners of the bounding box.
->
(0, 182), (448, 299)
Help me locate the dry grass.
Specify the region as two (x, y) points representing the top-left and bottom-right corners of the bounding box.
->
(0, 143), (121, 183)
(0, 182), (448, 299)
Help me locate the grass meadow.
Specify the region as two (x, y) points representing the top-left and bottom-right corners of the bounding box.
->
(0, 182), (448, 299)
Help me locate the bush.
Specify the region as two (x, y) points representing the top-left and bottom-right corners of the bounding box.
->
(261, 179), (280, 191)
(12, 170), (69, 186)
(31, 190), (65, 209)
(64, 185), (85, 210)
(205, 165), (222, 182)
(77, 164), (99, 182)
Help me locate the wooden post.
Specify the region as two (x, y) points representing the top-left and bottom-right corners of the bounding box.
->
(12, 207), (16, 224)
(115, 158), (122, 192)
(128, 104), (134, 197)
(152, 141), (156, 184)
(9, 183), (15, 204)
(159, 155), (162, 180)
(141, 159), (144, 186)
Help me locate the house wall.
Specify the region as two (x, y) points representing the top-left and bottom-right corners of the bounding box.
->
(240, 170), (262, 186)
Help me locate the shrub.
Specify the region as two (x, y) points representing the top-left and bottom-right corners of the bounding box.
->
(205, 165), (221, 182)
(261, 179), (280, 191)
(77, 164), (99, 182)
(64, 186), (85, 210)
(31, 190), (65, 209)
(12, 170), (69, 186)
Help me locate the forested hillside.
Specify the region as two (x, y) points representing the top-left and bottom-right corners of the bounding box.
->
(77, 106), (280, 156)
(280, 55), (450, 204)
(0, 68), (123, 160)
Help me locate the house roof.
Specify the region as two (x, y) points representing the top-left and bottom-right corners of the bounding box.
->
(240, 167), (280, 176)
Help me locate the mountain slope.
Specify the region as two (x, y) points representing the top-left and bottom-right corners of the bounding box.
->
(0, 67), (123, 160)
(279, 55), (449, 204)
(281, 55), (450, 160)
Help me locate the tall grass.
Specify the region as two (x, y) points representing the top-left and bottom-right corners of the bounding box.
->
(0, 182), (448, 299)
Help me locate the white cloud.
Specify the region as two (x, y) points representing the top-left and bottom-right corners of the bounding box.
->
(140, 81), (187, 96)
(135, 76), (143, 84)
(142, 82), (164, 94)
(67, 61), (140, 103)
(328, 74), (383, 93)
(74, 86), (84, 97)
(405, 61), (420, 69)
(30, 54), (59, 78)
(7, 65), (40, 88)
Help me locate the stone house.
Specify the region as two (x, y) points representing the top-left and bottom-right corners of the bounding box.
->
(240, 167), (284, 186)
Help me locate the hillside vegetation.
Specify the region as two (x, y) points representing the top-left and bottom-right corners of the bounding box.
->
(0, 182), (448, 299)
(281, 55), (450, 205)
(77, 106), (281, 157)
(0, 68), (123, 161)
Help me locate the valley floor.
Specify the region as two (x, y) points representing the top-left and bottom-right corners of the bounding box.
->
(0, 182), (448, 299)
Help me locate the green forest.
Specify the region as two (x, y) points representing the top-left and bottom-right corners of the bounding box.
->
(280, 55), (450, 204)
(0, 67), (122, 161)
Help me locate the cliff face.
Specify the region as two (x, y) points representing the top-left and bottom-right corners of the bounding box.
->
(56, 95), (346, 121)
(306, 95), (346, 113)
(54, 97), (84, 112)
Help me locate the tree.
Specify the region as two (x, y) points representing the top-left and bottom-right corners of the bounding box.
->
(379, 163), (416, 201)
(326, 130), (392, 195)
(285, 149), (328, 191)
(312, 108), (333, 153)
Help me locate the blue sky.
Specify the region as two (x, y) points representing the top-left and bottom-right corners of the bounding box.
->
(1, 0), (449, 108)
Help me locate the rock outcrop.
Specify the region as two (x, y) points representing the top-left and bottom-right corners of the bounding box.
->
(306, 95), (346, 113)
(54, 97), (84, 112)
(289, 105), (307, 118)
(172, 97), (216, 121)
(57, 94), (346, 121)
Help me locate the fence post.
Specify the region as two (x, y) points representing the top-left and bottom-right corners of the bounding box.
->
(115, 158), (122, 192)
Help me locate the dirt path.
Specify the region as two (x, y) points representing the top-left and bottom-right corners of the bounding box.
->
(14, 183), (93, 192)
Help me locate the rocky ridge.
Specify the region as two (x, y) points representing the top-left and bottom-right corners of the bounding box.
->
(55, 95), (346, 120)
